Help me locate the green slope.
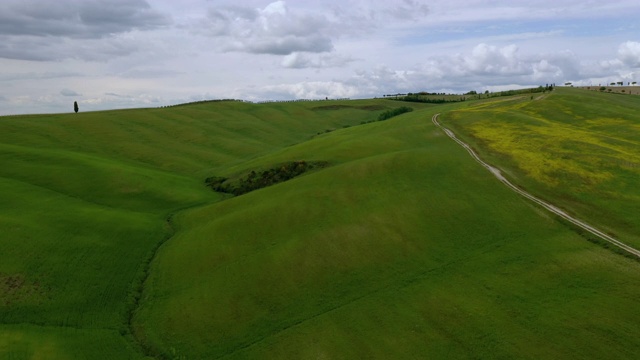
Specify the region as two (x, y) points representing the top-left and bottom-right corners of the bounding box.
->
(2, 94), (640, 359)
(444, 87), (640, 248)
(0, 100), (392, 176)
(134, 106), (640, 359)
(0, 99), (402, 359)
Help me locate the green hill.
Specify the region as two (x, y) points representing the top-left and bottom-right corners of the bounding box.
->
(444, 87), (640, 249)
(2, 92), (640, 359)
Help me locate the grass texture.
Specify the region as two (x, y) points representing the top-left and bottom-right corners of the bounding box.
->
(2, 93), (640, 359)
(0, 99), (400, 358)
(444, 87), (640, 248)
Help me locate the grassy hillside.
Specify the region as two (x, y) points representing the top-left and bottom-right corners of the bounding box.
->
(444, 87), (640, 249)
(134, 102), (640, 359)
(3, 93), (640, 359)
(0, 99), (405, 358)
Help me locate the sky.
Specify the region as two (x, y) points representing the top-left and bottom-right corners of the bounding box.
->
(1, 0), (639, 115)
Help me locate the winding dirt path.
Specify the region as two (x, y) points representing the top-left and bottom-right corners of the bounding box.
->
(432, 113), (640, 258)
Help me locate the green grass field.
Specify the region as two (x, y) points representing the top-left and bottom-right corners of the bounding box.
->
(2, 92), (640, 359)
(0, 100), (427, 358)
(444, 87), (640, 249)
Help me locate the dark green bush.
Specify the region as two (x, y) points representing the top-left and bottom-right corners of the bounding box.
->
(377, 106), (413, 121)
(206, 161), (329, 196)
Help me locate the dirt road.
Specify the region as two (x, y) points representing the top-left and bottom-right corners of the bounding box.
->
(432, 113), (640, 258)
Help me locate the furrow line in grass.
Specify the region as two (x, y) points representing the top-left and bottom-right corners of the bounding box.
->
(125, 198), (227, 358)
(125, 202), (209, 359)
(216, 240), (506, 359)
(0, 174), (154, 215)
(432, 113), (640, 258)
(0, 321), (99, 331)
(215, 286), (384, 359)
(123, 213), (178, 359)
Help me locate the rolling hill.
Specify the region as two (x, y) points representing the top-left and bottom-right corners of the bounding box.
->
(2, 90), (640, 359)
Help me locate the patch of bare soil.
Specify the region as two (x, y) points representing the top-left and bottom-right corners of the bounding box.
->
(1, 273), (48, 306)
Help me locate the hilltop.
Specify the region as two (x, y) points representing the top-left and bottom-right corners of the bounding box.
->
(576, 85), (640, 95)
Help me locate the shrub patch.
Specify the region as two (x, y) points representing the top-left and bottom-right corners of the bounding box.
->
(377, 106), (413, 121)
(206, 160), (329, 196)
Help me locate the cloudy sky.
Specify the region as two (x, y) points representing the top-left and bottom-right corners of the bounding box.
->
(1, 0), (639, 115)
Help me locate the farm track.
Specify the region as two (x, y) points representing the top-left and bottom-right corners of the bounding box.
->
(432, 113), (640, 258)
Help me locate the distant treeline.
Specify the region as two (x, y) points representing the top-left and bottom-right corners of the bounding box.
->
(388, 85), (555, 104)
(480, 84), (555, 98)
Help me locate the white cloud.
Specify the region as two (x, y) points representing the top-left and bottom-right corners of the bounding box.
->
(0, 0), (170, 39)
(465, 44), (528, 75)
(60, 88), (81, 96)
(242, 35), (332, 55)
(532, 60), (563, 80)
(0, 71), (81, 82)
(618, 41), (640, 68)
(2, 1), (640, 115)
(321, 44), (588, 97)
(387, 0), (430, 21)
(0, 35), (146, 62)
(407, 44), (579, 87)
(281, 52), (355, 69)
(0, 0), (170, 61)
(116, 68), (183, 79)
(105, 92), (131, 98)
(423, 0), (640, 26)
(199, 1), (334, 55)
(256, 81), (360, 100)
